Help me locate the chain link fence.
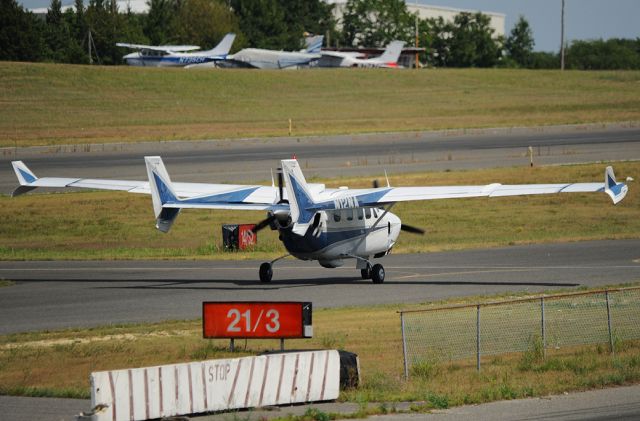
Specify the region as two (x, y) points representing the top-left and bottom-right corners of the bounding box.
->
(399, 287), (640, 378)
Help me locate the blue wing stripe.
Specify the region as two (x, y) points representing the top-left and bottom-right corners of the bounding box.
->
(179, 187), (261, 205)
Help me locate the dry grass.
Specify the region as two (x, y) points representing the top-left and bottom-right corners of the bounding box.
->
(1, 161), (638, 260)
(1, 63), (639, 147)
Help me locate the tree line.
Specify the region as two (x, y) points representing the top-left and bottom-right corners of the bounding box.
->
(2, 0), (639, 69)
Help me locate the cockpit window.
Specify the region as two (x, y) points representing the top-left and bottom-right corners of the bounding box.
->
(333, 211), (341, 222)
(365, 207), (372, 219)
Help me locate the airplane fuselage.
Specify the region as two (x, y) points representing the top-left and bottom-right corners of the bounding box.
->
(123, 52), (218, 67)
(279, 208), (401, 267)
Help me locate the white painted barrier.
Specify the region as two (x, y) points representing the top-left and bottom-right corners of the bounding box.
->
(85, 350), (340, 421)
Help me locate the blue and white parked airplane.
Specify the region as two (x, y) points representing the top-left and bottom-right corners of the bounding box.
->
(11, 158), (628, 283)
(117, 33), (236, 67)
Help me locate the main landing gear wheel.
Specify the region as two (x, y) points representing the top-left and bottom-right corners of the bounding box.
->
(360, 264), (372, 280)
(259, 262), (273, 283)
(371, 264), (385, 284)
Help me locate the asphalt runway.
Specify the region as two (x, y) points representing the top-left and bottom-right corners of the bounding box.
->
(1, 239), (639, 335)
(1, 124), (639, 193)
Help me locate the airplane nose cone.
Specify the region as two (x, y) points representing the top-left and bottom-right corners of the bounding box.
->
(388, 213), (402, 242)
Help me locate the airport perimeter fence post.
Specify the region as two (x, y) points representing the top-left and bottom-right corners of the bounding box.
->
(606, 290), (614, 354)
(476, 305), (481, 372)
(541, 297), (546, 359)
(400, 311), (409, 380)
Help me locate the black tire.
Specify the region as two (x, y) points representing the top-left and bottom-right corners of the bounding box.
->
(259, 262), (273, 283)
(371, 264), (385, 284)
(360, 266), (371, 279)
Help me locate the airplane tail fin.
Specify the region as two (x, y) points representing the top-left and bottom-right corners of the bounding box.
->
(145, 156), (181, 233)
(304, 35), (324, 53)
(203, 33), (236, 57)
(281, 159), (317, 235)
(604, 166), (628, 204)
(11, 161), (38, 196)
(377, 40), (405, 64)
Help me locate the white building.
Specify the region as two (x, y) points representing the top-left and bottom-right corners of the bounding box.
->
(30, 0), (148, 15)
(325, 0), (505, 39)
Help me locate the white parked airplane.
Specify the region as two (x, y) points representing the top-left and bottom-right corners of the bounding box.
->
(116, 33), (236, 67)
(320, 40), (405, 68)
(11, 158), (628, 283)
(219, 35), (324, 69)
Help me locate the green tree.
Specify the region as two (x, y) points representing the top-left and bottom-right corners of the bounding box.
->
(447, 12), (501, 67)
(119, 4), (148, 46)
(529, 51), (559, 69)
(278, 0), (335, 48)
(566, 38), (640, 70)
(173, 0), (243, 50)
(86, 0), (123, 64)
(144, 0), (176, 45)
(341, 0), (415, 47)
(44, 0), (85, 62)
(421, 16), (450, 67)
(0, 0), (46, 61)
(230, 0), (291, 49)
(505, 15), (534, 67)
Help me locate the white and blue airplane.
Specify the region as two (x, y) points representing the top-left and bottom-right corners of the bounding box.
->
(117, 33), (236, 67)
(11, 158), (628, 283)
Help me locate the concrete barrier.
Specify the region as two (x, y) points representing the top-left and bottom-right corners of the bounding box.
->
(83, 350), (340, 421)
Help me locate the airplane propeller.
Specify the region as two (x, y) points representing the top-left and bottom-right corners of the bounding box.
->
(252, 167), (288, 233)
(400, 224), (425, 235)
(252, 215), (277, 233)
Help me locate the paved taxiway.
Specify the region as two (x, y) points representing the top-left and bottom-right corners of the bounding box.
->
(1, 239), (638, 335)
(1, 124), (639, 193)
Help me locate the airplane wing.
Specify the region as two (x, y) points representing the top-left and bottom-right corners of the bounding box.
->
(303, 167), (628, 217)
(10, 160), (280, 208)
(116, 43), (201, 52)
(320, 51), (365, 59)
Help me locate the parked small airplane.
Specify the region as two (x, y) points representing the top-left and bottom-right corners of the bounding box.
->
(319, 40), (405, 68)
(117, 33), (236, 67)
(11, 158), (627, 283)
(219, 35), (324, 69)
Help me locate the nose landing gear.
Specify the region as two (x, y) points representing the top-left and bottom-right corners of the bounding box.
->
(371, 263), (385, 284)
(355, 257), (385, 284)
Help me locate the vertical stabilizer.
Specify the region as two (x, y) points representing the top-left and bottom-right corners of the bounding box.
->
(144, 156), (180, 232)
(203, 33), (236, 57)
(376, 40), (405, 64)
(12, 161), (37, 185)
(11, 161), (38, 196)
(304, 35), (324, 53)
(281, 159), (316, 235)
(604, 166), (628, 204)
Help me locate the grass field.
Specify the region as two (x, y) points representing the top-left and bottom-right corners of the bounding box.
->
(1, 63), (639, 147)
(1, 161), (638, 260)
(1, 285), (639, 409)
